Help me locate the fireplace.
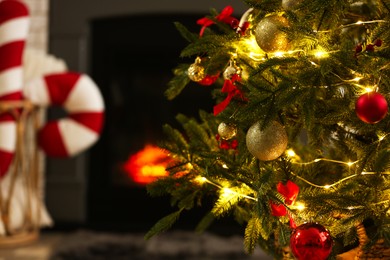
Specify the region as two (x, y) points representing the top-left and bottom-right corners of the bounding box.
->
(87, 14), (215, 231)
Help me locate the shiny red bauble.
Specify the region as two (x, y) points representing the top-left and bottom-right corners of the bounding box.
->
(290, 223), (333, 260)
(355, 92), (388, 124)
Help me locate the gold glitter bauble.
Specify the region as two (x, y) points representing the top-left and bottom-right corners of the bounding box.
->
(246, 121), (288, 161)
(187, 57), (205, 82)
(218, 122), (237, 140)
(254, 15), (290, 53)
(282, 0), (303, 10)
(223, 60), (241, 80)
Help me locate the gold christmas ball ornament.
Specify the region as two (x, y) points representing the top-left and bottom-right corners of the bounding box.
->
(282, 0), (303, 10)
(218, 122), (237, 140)
(246, 121), (288, 161)
(187, 57), (205, 82)
(223, 60), (241, 80)
(254, 15), (290, 53)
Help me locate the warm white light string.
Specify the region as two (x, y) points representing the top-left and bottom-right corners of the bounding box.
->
(189, 12), (390, 210)
(315, 19), (388, 33)
(288, 134), (390, 190)
(193, 129), (389, 203)
(238, 17), (388, 62)
(194, 176), (258, 201)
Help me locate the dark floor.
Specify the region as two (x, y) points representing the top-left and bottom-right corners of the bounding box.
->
(0, 230), (273, 260)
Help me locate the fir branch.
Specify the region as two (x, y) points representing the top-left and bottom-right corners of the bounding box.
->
(317, 9), (328, 31)
(251, 57), (298, 77)
(174, 22), (199, 43)
(244, 216), (262, 254)
(180, 34), (235, 58)
(373, 150), (390, 172)
(277, 223), (291, 247)
(161, 124), (189, 156)
(177, 191), (199, 210)
(195, 212), (215, 233)
(144, 208), (184, 240)
(261, 95), (278, 130)
(380, 0), (390, 13)
(260, 214), (274, 240)
(302, 88), (316, 129)
(206, 52), (230, 75)
(211, 187), (243, 217)
(176, 114), (215, 150)
(243, 0), (280, 13)
(164, 64), (191, 100)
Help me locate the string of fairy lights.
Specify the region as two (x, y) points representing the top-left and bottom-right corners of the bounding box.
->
(183, 12), (390, 213)
(190, 108), (390, 211)
(193, 140), (390, 212)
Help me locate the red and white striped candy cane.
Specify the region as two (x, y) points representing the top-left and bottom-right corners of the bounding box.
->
(0, 0), (29, 177)
(24, 72), (105, 157)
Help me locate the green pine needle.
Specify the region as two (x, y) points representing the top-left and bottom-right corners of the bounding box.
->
(244, 216), (262, 254)
(144, 208), (183, 240)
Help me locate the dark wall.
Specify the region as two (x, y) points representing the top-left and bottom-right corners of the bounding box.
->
(48, 0), (247, 224)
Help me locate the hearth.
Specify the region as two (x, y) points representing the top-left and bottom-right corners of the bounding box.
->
(87, 14), (216, 231)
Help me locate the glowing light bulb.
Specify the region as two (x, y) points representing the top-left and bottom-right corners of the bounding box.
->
(186, 163), (194, 170)
(352, 77), (362, 82)
(194, 176), (207, 184)
(347, 161), (355, 167)
(286, 149), (296, 158)
(364, 87), (374, 93)
(222, 187), (233, 195)
(295, 202), (306, 211)
(314, 51), (329, 59)
(273, 51), (285, 57)
(324, 185), (331, 189)
(378, 133), (386, 141)
(356, 21), (364, 25)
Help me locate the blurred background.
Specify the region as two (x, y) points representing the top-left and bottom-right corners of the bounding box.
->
(46, 0), (247, 233)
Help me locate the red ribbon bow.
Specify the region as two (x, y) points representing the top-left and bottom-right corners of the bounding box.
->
(237, 21), (250, 36)
(213, 74), (245, 116)
(197, 6), (239, 37)
(270, 180), (300, 228)
(198, 73), (219, 86)
(270, 202), (287, 217)
(277, 180), (300, 206)
(220, 139), (238, 150)
(216, 134), (238, 150)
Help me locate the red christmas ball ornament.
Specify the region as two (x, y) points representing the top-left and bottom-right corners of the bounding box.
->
(290, 223), (333, 260)
(355, 92), (388, 124)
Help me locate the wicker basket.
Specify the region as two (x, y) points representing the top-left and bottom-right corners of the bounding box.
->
(334, 223), (390, 260)
(275, 221), (390, 260)
(353, 223), (390, 260)
(0, 100), (44, 247)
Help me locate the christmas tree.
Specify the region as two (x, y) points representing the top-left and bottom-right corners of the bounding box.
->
(145, 0), (390, 259)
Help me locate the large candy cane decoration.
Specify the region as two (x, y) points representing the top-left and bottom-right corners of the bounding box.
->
(24, 72), (105, 157)
(0, 0), (29, 177)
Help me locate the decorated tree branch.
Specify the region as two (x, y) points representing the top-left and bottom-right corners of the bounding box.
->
(146, 0), (390, 259)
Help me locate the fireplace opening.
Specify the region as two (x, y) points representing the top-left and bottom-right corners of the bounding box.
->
(87, 14), (239, 233)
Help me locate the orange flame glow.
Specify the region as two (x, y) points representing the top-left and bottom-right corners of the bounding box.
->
(123, 144), (172, 185)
